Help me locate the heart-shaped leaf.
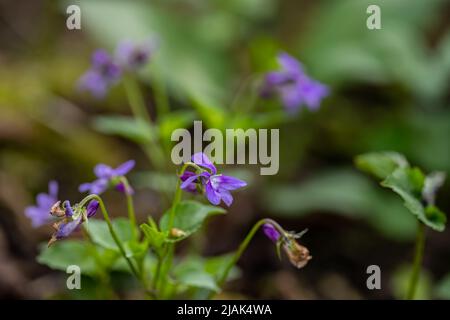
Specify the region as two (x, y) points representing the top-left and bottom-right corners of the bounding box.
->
(159, 200), (226, 242)
(381, 168), (446, 231)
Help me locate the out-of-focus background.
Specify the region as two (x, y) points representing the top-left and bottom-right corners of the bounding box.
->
(0, 0), (449, 299)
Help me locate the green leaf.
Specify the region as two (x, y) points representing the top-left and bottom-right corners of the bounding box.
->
(381, 168), (446, 231)
(425, 206), (447, 228)
(159, 200), (226, 242)
(93, 116), (155, 145)
(85, 218), (140, 256)
(435, 273), (450, 299)
(204, 254), (241, 282)
(140, 223), (166, 250)
(37, 241), (98, 276)
(174, 257), (221, 292)
(176, 269), (220, 292)
(355, 151), (409, 180)
(158, 110), (196, 142)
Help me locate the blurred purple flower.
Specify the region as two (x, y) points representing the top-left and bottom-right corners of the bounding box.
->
(78, 49), (121, 98)
(263, 223), (281, 243)
(115, 39), (156, 71)
(79, 160), (135, 195)
(261, 52), (329, 113)
(180, 152), (247, 207)
(25, 181), (59, 228)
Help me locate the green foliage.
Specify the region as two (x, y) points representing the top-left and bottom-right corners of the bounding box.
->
(85, 218), (144, 256)
(37, 241), (98, 276)
(356, 151), (447, 231)
(159, 200), (226, 241)
(355, 152), (409, 180)
(140, 222), (166, 253)
(299, 0), (450, 101)
(173, 254), (240, 295)
(93, 116), (156, 145)
(435, 274), (450, 299)
(391, 265), (433, 300)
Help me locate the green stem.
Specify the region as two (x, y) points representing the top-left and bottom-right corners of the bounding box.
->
(151, 66), (170, 116)
(123, 76), (166, 170)
(120, 177), (138, 240)
(406, 221), (426, 300)
(79, 195), (142, 283)
(123, 76), (151, 123)
(153, 164), (195, 298)
(210, 218), (285, 299)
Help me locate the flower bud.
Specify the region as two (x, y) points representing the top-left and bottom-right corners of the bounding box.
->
(170, 228), (186, 238)
(86, 200), (99, 218)
(263, 223), (281, 243)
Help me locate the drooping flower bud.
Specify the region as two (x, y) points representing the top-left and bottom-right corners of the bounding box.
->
(263, 223), (281, 243)
(86, 200), (99, 218)
(170, 228), (187, 238)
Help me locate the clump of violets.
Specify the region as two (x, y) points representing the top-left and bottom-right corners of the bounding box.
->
(78, 38), (156, 98)
(25, 181), (59, 228)
(261, 52), (329, 114)
(263, 222), (311, 269)
(48, 200), (99, 247)
(79, 160), (135, 195)
(180, 152), (247, 206)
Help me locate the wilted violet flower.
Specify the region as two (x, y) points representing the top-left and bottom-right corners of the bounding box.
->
(115, 39), (156, 71)
(261, 52), (329, 113)
(262, 221), (311, 269)
(180, 153), (247, 207)
(25, 181), (59, 228)
(48, 200), (99, 247)
(79, 160), (135, 195)
(263, 223), (281, 243)
(78, 49), (121, 98)
(282, 239), (312, 269)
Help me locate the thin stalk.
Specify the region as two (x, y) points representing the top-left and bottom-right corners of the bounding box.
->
(153, 163), (194, 298)
(123, 76), (166, 170)
(123, 76), (151, 123)
(210, 218), (286, 299)
(151, 66), (170, 116)
(406, 221), (426, 300)
(120, 177), (138, 240)
(79, 195), (141, 282)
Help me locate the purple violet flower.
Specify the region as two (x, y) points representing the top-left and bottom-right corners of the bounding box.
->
(79, 160), (135, 195)
(25, 181), (59, 228)
(180, 152), (247, 207)
(78, 49), (122, 98)
(86, 200), (99, 218)
(180, 170), (199, 194)
(261, 52), (329, 114)
(263, 223), (281, 243)
(115, 39), (156, 71)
